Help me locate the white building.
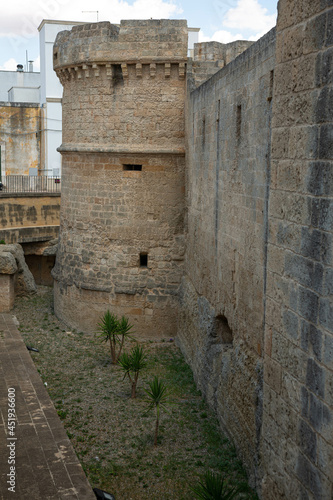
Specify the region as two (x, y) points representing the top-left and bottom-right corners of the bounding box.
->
(0, 69), (40, 103)
(38, 20), (83, 176)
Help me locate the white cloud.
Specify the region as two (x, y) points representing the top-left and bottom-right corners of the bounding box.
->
(33, 56), (40, 72)
(200, 0), (276, 44)
(222, 0), (276, 33)
(199, 29), (244, 44)
(0, 0), (183, 38)
(0, 58), (18, 71)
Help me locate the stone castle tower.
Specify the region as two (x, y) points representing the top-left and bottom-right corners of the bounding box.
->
(52, 20), (187, 336)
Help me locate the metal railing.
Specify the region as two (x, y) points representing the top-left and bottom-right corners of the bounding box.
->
(0, 175), (61, 194)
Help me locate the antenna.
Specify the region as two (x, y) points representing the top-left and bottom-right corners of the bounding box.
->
(82, 11), (99, 21)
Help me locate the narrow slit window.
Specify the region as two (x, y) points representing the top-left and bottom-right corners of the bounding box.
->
(202, 117), (206, 148)
(123, 164), (142, 171)
(268, 70), (274, 102)
(139, 253), (148, 267)
(236, 104), (242, 141)
(112, 64), (123, 85)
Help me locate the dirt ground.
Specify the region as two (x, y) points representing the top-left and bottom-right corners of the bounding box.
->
(13, 286), (256, 500)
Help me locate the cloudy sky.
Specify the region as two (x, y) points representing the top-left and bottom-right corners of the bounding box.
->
(0, 0), (277, 71)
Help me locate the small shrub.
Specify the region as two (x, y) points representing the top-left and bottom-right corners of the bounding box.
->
(144, 376), (171, 446)
(118, 344), (147, 398)
(191, 471), (251, 499)
(97, 311), (134, 364)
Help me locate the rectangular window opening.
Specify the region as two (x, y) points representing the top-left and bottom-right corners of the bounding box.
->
(139, 253), (148, 267)
(123, 164), (142, 171)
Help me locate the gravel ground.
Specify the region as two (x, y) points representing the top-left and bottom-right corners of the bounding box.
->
(13, 286), (257, 500)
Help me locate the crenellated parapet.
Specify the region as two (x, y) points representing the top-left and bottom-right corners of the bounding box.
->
(56, 60), (186, 85)
(53, 19), (188, 71)
(54, 19), (188, 86)
(54, 19), (188, 151)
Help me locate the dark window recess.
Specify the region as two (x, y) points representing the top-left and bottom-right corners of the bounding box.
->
(202, 116), (206, 148)
(213, 315), (233, 344)
(139, 253), (148, 267)
(236, 104), (242, 141)
(112, 64), (123, 86)
(268, 70), (274, 102)
(123, 164), (142, 171)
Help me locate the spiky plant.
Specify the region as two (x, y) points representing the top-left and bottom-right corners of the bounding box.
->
(191, 471), (251, 500)
(144, 376), (170, 446)
(97, 311), (134, 364)
(116, 315), (134, 362)
(97, 310), (119, 364)
(118, 344), (147, 398)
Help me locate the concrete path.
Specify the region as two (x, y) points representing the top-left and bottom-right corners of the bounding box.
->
(0, 313), (95, 500)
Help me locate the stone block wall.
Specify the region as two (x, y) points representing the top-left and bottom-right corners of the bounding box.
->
(261, 1), (333, 498)
(0, 194), (60, 231)
(178, 28), (276, 487)
(53, 20), (187, 336)
(189, 40), (254, 88)
(53, 152), (185, 335)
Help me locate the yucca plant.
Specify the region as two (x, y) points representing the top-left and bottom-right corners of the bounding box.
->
(97, 311), (133, 364)
(118, 344), (147, 398)
(144, 376), (170, 446)
(116, 315), (133, 362)
(191, 471), (251, 500)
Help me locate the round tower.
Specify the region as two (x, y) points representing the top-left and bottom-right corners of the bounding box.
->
(52, 20), (187, 336)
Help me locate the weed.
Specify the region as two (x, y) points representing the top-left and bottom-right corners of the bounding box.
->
(57, 409), (68, 420)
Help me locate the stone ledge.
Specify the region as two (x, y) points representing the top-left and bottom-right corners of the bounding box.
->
(0, 314), (96, 499)
(58, 144), (185, 155)
(0, 226), (60, 245)
(0, 193), (61, 199)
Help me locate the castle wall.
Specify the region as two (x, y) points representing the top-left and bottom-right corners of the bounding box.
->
(53, 152), (185, 336)
(0, 194), (60, 230)
(190, 40), (254, 88)
(53, 7), (333, 498)
(180, 0), (333, 497)
(262, 1), (333, 498)
(53, 20), (187, 337)
(178, 28), (276, 487)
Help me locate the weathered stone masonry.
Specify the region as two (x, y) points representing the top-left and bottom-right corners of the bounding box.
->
(54, 4), (333, 498)
(179, 27), (276, 491)
(52, 20), (187, 336)
(179, 1), (333, 498)
(262, 1), (333, 498)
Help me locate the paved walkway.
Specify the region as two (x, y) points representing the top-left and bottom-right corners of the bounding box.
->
(0, 313), (95, 500)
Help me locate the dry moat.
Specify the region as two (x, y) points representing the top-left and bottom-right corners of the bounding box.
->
(13, 287), (257, 500)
